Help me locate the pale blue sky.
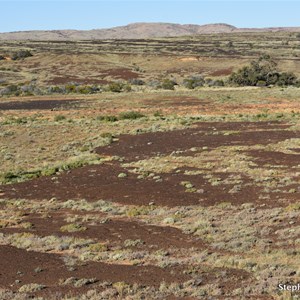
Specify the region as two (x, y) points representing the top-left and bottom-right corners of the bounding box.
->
(1, 1), (300, 33)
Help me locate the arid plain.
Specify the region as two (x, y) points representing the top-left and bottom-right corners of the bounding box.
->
(0, 31), (300, 299)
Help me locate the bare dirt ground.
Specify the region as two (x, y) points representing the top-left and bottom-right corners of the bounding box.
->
(0, 99), (81, 110)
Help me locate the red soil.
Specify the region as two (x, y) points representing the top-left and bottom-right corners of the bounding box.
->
(0, 162), (203, 206)
(247, 150), (300, 168)
(0, 99), (80, 110)
(96, 122), (295, 161)
(100, 68), (139, 80)
(1, 121), (298, 208)
(0, 245), (190, 293)
(48, 77), (109, 85)
(1, 211), (205, 250)
(210, 67), (233, 76)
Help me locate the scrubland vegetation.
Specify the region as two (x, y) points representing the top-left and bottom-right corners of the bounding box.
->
(0, 32), (300, 299)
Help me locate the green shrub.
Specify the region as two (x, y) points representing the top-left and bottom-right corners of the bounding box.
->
(161, 79), (177, 90)
(119, 111), (145, 120)
(41, 167), (59, 176)
(3, 172), (18, 180)
(65, 84), (77, 93)
(2, 170), (41, 184)
(229, 55), (298, 87)
(76, 85), (95, 94)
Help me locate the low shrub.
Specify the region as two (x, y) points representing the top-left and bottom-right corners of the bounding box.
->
(205, 78), (224, 87)
(119, 111), (145, 120)
(129, 78), (145, 85)
(108, 82), (124, 93)
(60, 223), (87, 233)
(161, 78), (177, 90)
(147, 80), (161, 89)
(183, 76), (205, 89)
(11, 50), (33, 60)
(97, 115), (118, 122)
(276, 72), (298, 87)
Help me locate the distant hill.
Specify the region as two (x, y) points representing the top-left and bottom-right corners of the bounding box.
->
(0, 22), (300, 40)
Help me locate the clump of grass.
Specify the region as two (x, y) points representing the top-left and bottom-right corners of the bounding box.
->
(154, 111), (164, 118)
(100, 132), (114, 139)
(97, 115), (118, 122)
(113, 282), (130, 298)
(54, 114), (66, 122)
(285, 203), (300, 211)
(59, 277), (97, 287)
(126, 205), (155, 217)
(60, 223), (87, 233)
(180, 181), (197, 192)
(0, 153), (102, 184)
(2, 170), (42, 183)
(18, 283), (45, 293)
(88, 242), (108, 252)
(0, 220), (10, 228)
(20, 222), (34, 229)
(123, 239), (144, 247)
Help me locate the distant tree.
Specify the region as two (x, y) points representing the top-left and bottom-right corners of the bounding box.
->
(229, 55), (298, 87)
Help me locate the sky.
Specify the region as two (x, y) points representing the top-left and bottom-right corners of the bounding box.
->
(1, 1), (300, 33)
